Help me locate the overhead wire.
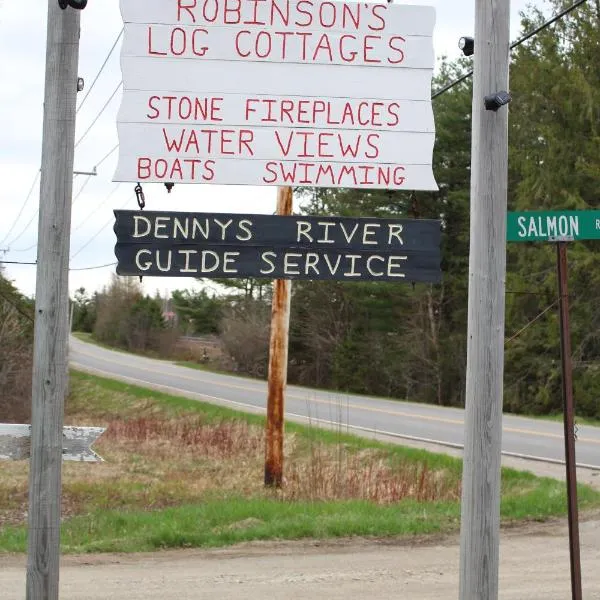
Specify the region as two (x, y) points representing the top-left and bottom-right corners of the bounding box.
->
(432, 0), (590, 99)
(71, 184), (121, 233)
(5, 26), (124, 251)
(8, 139), (119, 253)
(11, 174), (95, 253)
(74, 80), (122, 149)
(69, 262), (117, 272)
(76, 28), (124, 115)
(72, 174), (94, 205)
(1, 169), (41, 247)
(69, 193), (134, 260)
(95, 143), (119, 170)
(504, 300), (560, 345)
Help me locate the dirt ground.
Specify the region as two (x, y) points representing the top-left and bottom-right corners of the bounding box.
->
(1, 514), (599, 600)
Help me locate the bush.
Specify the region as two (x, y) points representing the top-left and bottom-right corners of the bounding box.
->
(0, 276), (33, 423)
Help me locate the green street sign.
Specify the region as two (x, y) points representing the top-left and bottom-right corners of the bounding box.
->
(507, 210), (600, 242)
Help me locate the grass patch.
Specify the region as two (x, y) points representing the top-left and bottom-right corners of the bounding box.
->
(531, 412), (600, 428)
(1, 370), (598, 553)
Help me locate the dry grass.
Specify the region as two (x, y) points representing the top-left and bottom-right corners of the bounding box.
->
(284, 447), (459, 504)
(0, 374), (461, 529)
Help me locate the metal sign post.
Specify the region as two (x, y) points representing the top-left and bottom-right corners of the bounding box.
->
(555, 240), (583, 600)
(507, 211), (595, 600)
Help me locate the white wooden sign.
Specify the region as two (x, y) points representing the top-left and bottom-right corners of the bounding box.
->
(115, 0), (438, 190)
(0, 424), (106, 462)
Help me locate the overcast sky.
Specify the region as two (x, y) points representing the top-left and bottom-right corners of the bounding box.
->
(0, 0), (545, 298)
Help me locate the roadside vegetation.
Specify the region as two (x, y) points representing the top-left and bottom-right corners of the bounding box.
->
(0, 371), (598, 554)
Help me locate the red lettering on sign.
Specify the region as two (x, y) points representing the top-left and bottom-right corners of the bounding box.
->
(261, 162), (406, 186)
(224, 0), (241, 23)
(174, 0), (388, 31)
(137, 157), (215, 181)
(313, 33), (333, 62)
(365, 134), (380, 159)
(235, 30), (251, 57)
(294, 1), (312, 27)
(148, 27), (167, 56)
(369, 4), (387, 31)
(363, 35), (381, 63)
(246, 0), (267, 25)
(161, 127), (255, 156)
(317, 132), (334, 158)
(203, 0), (219, 23)
(388, 36), (405, 64)
(177, 0), (197, 23)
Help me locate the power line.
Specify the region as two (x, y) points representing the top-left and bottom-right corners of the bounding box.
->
(1, 169), (41, 247)
(70, 193), (133, 260)
(69, 261), (117, 271)
(77, 28), (124, 115)
(75, 81), (122, 148)
(71, 184), (121, 233)
(9, 143), (118, 252)
(95, 143), (119, 170)
(72, 174), (93, 206)
(505, 300), (559, 345)
(0, 259), (117, 272)
(432, 0), (589, 99)
(6, 210), (39, 251)
(11, 175), (93, 253)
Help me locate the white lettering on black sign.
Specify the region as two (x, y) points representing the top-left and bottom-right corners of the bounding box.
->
(113, 210), (442, 283)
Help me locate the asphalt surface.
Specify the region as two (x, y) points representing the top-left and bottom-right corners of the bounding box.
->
(69, 336), (600, 471)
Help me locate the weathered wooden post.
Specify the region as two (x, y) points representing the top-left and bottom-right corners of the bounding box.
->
(264, 186), (293, 488)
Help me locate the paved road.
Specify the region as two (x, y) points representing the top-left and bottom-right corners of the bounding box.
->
(69, 336), (600, 471)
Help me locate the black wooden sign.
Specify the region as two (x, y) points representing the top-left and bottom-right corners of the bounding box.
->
(113, 210), (442, 283)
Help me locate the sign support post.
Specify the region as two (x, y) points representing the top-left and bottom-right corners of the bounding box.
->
(264, 186), (293, 487)
(26, 3), (80, 599)
(459, 0), (511, 598)
(507, 211), (599, 598)
(556, 241), (583, 600)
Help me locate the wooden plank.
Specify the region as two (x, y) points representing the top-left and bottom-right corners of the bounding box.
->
(0, 424), (105, 462)
(116, 123), (436, 164)
(114, 244), (442, 282)
(113, 155), (438, 190)
(122, 23), (435, 69)
(117, 91), (435, 132)
(120, 0), (436, 37)
(113, 210), (442, 252)
(120, 56), (434, 99)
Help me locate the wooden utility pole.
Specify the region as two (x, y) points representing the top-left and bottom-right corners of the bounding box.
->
(556, 242), (583, 600)
(459, 0), (511, 599)
(27, 2), (81, 599)
(264, 186), (293, 487)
